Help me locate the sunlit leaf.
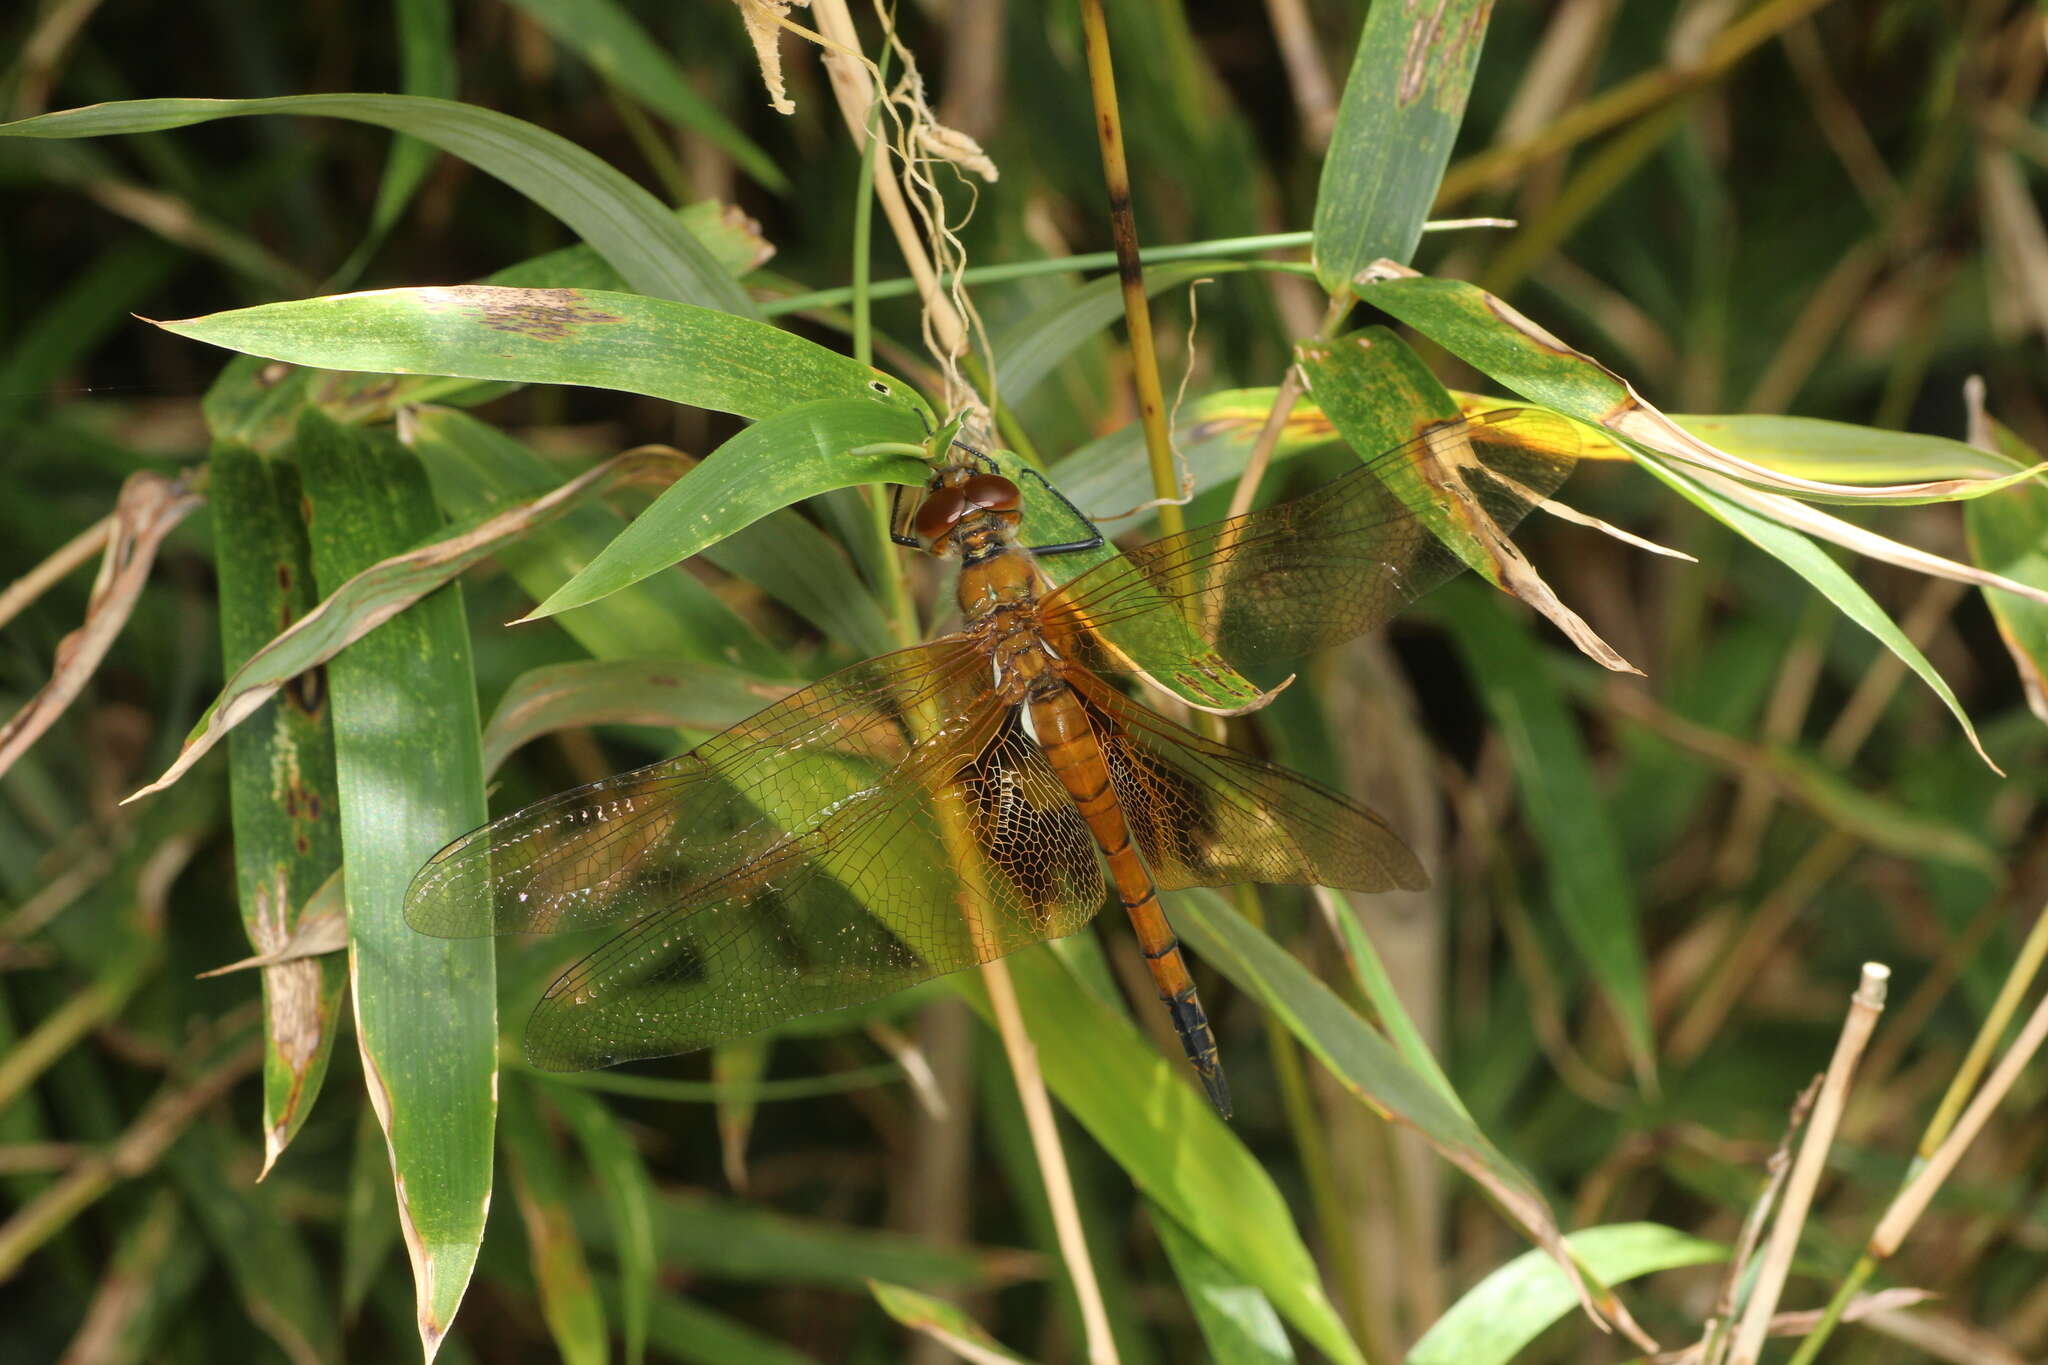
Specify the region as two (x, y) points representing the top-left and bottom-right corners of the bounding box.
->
(1404, 1223), (1722, 1365)
(151, 286), (927, 425)
(295, 409), (495, 1360)
(1314, 1), (1492, 291)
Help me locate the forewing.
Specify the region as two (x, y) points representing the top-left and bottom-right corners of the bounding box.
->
(404, 638), (986, 939)
(1041, 408), (1580, 675)
(522, 702), (1107, 1068)
(1066, 667), (1426, 894)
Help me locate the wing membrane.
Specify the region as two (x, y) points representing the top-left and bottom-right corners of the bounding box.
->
(1066, 667), (1426, 894)
(523, 700), (1106, 1068)
(1042, 408), (1580, 676)
(405, 638), (987, 939)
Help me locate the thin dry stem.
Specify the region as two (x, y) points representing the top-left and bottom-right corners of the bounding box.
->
(979, 959), (1120, 1365)
(1871, 968), (2048, 1256)
(1727, 964), (1889, 1365)
(0, 513), (111, 633)
(1261, 0), (1337, 147)
(1916, 901), (2048, 1158)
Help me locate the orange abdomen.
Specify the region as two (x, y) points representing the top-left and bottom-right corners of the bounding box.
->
(1028, 685), (1230, 1118)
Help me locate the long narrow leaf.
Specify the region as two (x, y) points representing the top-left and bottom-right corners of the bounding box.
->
(131, 448), (695, 802)
(1314, 2), (1492, 290)
(153, 286), (927, 425)
(524, 396), (929, 621)
(1403, 1223), (1722, 1365)
(503, 0), (787, 191)
(953, 946), (1364, 1365)
(0, 95), (754, 314)
(1637, 453), (1998, 769)
(1170, 889), (1617, 1335)
(296, 409), (495, 1361)
(211, 442), (346, 1174)
(1429, 581), (1655, 1076)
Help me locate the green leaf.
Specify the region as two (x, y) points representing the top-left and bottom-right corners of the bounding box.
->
(167, 1125), (341, 1365)
(1366, 274), (2025, 504)
(1965, 421), (2048, 726)
(869, 1282), (1036, 1363)
(1404, 1223), (1723, 1365)
(132, 444), (711, 802)
(1638, 453), (1997, 769)
(481, 658), (784, 778)
(502, 0), (787, 192)
(327, 0), (457, 288)
(500, 1078), (608, 1365)
(994, 262), (1256, 404)
(524, 396), (929, 620)
(626, 1282), (821, 1365)
(548, 1087), (658, 1365)
(578, 1187), (1022, 1292)
(154, 286), (926, 425)
(1171, 889), (1594, 1304)
(295, 408), (495, 1359)
(210, 441), (346, 1173)
(1429, 581), (1656, 1078)
(0, 95), (754, 314)
(405, 407), (788, 675)
(1313, 1), (1492, 291)
(206, 201), (772, 454)
(1672, 413), (2037, 503)
(1047, 387), (1343, 529)
(953, 947), (1364, 1365)
(1152, 1205), (1297, 1364)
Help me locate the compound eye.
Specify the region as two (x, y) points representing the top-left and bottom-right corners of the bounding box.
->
(961, 474), (1021, 513)
(913, 485), (969, 543)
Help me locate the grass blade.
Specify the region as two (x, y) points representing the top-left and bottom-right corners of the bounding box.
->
(1638, 453), (1997, 770)
(0, 95), (754, 314)
(1313, 1), (1492, 292)
(500, 1077), (609, 1365)
(296, 408), (495, 1360)
(152, 285), (927, 425)
(211, 441), (346, 1174)
(1403, 1223), (1722, 1365)
(1171, 888), (1615, 1336)
(523, 396), (928, 621)
(502, 0), (787, 192)
(1151, 1204), (1297, 1364)
(1429, 581), (1656, 1079)
(954, 945), (1365, 1365)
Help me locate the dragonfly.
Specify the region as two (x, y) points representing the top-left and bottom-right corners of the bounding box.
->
(405, 408), (1581, 1118)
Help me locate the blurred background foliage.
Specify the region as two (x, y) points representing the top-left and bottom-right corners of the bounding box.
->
(3, 1), (2048, 1363)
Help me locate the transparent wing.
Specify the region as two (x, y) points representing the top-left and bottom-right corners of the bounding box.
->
(405, 638), (988, 939)
(1041, 408), (1581, 675)
(1065, 666), (1426, 894)
(521, 702), (1107, 1069)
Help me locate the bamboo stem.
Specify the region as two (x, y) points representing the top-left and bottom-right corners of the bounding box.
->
(1078, 0), (1182, 537)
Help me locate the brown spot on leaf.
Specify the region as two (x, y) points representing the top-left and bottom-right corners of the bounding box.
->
(441, 286), (625, 342)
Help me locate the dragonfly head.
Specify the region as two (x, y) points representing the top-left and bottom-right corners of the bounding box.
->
(911, 468), (1021, 557)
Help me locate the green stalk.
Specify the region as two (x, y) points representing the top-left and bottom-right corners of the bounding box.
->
(849, 42), (917, 648)
(763, 233), (1323, 316)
